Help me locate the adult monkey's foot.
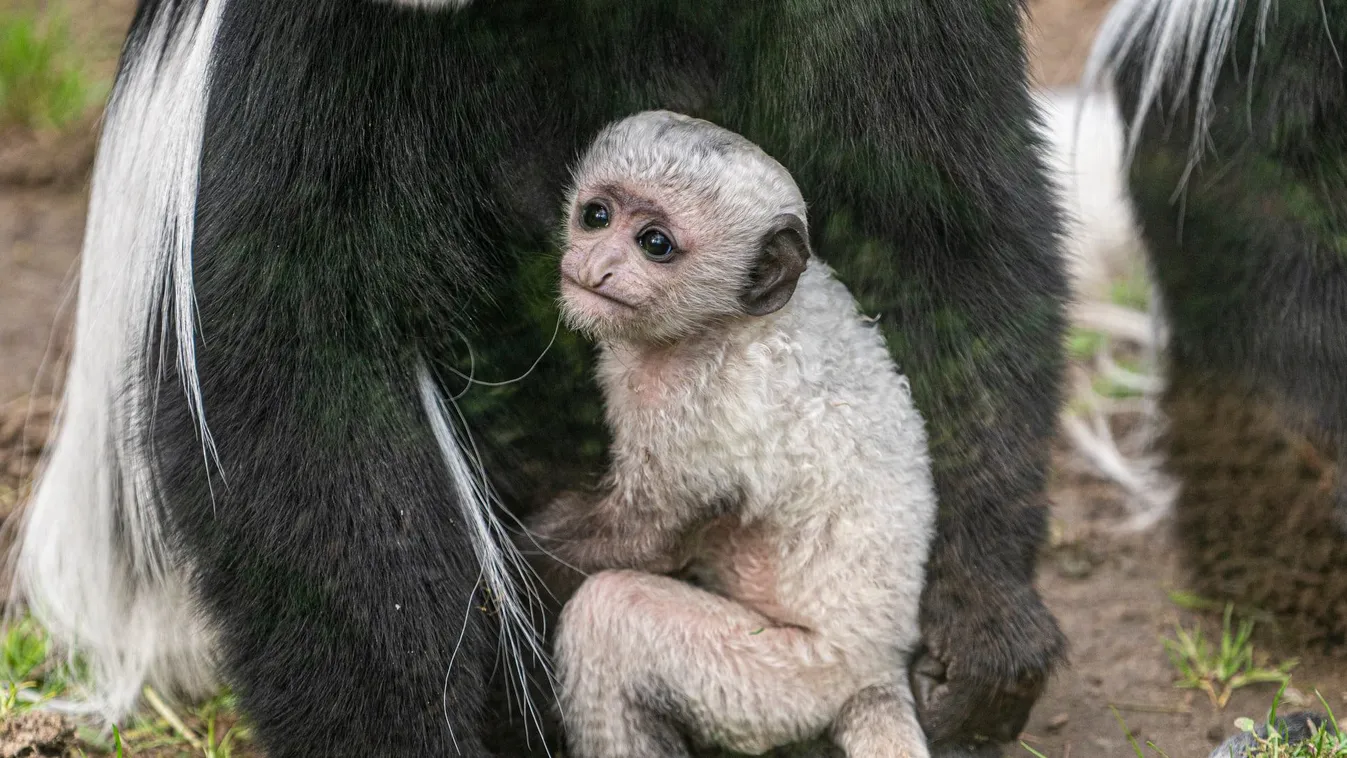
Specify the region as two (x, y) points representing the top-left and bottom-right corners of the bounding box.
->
(914, 578), (1066, 755)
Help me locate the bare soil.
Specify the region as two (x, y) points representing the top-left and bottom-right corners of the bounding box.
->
(1024, 0), (1118, 88)
(1029, 453), (1347, 758)
(0, 180), (80, 522)
(0, 710), (77, 757)
(0, 2), (1344, 757)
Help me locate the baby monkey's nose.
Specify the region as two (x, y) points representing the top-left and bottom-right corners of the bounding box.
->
(579, 257), (617, 289)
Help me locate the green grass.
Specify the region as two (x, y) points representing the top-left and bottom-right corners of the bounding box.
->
(104, 689), (254, 758)
(1067, 328), (1106, 362)
(1164, 604), (1298, 709)
(0, 9), (102, 131)
(1020, 605), (1326, 758)
(1167, 590), (1278, 627)
(1, 614), (253, 756)
(43, 686), (255, 758)
(1225, 680), (1345, 758)
(1092, 371), (1144, 400)
(57, 687), (255, 757)
(1065, 327), (1147, 400)
(1021, 685), (1345, 758)
(0, 614), (85, 716)
(1109, 264), (1152, 312)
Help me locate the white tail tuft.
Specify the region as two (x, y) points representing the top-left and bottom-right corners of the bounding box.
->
(418, 362), (556, 751)
(1031, 83), (1179, 532)
(1031, 86), (1145, 299)
(11, 0), (228, 719)
(1082, 0), (1275, 179)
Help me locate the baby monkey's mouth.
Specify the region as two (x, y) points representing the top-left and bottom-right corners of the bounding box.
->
(560, 275), (639, 311)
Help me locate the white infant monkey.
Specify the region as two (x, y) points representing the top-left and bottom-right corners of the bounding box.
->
(529, 110), (937, 758)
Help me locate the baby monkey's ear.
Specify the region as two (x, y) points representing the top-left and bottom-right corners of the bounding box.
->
(740, 213), (811, 317)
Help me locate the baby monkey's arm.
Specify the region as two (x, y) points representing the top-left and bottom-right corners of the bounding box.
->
(522, 488), (707, 600)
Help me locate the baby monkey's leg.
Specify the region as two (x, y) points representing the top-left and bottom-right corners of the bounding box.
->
(832, 684), (931, 758)
(555, 570), (924, 758)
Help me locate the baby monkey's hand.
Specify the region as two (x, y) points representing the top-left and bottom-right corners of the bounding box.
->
(519, 489), (687, 604)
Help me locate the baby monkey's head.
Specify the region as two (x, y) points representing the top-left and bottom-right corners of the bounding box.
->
(559, 110), (811, 345)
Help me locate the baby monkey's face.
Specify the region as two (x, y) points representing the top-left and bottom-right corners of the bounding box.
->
(559, 181), (751, 345)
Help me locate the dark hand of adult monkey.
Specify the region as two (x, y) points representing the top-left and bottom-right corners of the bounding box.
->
(906, 430), (1066, 753)
(913, 584), (1063, 751)
(913, 506), (1066, 752)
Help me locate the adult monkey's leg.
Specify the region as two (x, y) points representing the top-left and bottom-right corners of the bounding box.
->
(737, 2), (1070, 754)
(148, 3), (574, 754)
(1092, 0), (1347, 645)
(150, 1), (741, 753)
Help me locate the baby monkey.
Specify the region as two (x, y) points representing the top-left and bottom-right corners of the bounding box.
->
(530, 110), (937, 758)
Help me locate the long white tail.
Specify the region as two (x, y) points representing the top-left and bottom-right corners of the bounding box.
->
(11, 0), (227, 718)
(11, 0), (551, 734)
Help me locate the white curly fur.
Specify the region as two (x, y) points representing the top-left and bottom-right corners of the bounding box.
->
(551, 112), (937, 757)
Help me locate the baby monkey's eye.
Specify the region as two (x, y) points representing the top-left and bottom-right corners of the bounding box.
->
(581, 202), (610, 229)
(637, 228), (676, 262)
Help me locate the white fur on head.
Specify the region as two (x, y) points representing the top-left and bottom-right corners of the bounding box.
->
(571, 111), (807, 234)
(1082, 0), (1276, 179)
(12, 0), (228, 718)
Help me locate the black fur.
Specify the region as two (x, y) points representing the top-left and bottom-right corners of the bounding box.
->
(1101, 0), (1347, 751)
(133, 0), (1068, 755)
(1113, 0), (1347, 523)
(1112, 0), (1347, 643)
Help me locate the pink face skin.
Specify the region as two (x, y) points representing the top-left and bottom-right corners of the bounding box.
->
(559, 182), (714, 345)
(562, 185), (677, 306)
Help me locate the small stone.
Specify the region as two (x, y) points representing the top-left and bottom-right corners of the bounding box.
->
(1117, 554), (1140, 577)
(1055, 544), (1096, 579)
(1045, 713), (1070, 733)
(1282, 686), (1311, 707)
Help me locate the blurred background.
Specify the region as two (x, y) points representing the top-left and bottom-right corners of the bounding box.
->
(0, 1), (1340, 756)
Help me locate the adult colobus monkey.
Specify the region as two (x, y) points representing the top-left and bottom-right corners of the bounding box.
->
(1084, 0), (1346, 751)
(1087, 0), (1347, 643)
(15, 1), (1072, 756)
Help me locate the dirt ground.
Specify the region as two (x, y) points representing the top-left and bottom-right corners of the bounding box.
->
(0, 2), (1344, 757)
